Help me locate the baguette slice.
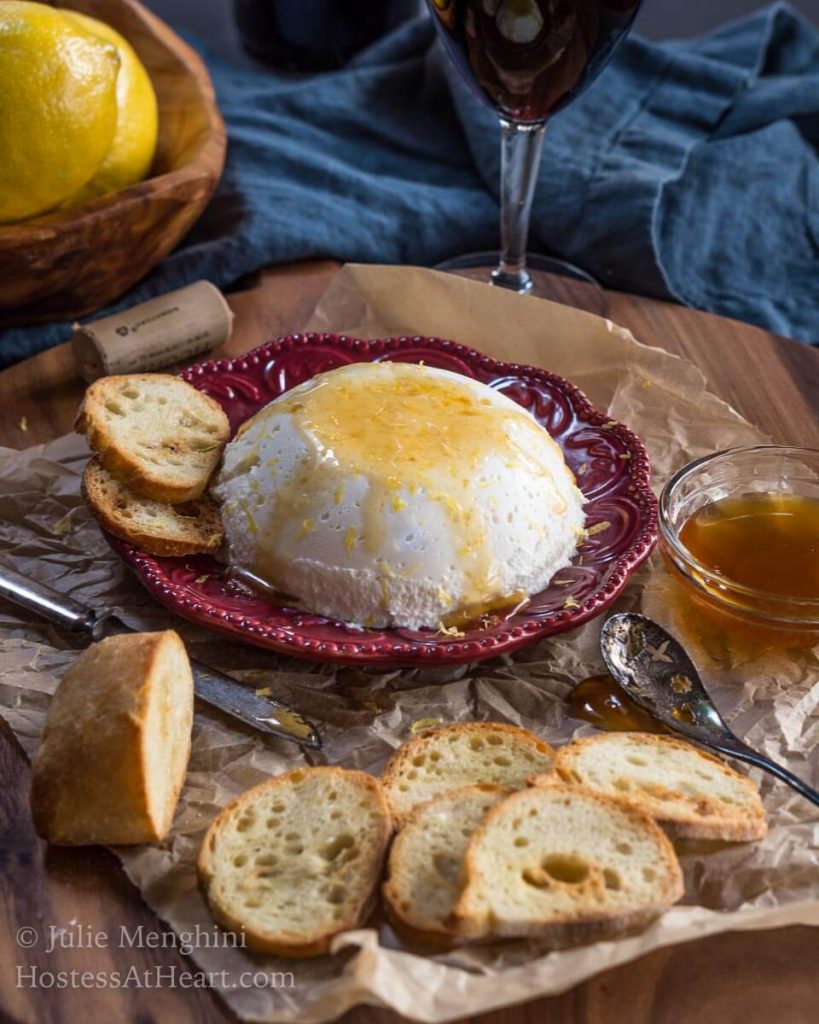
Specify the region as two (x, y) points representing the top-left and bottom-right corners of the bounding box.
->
(383, 785), (511, 945)
(83, 456), (223, 557)
(543, 732), (766, 842)
(30, 631), (194, 846)
(381, 723), (555, 827)
(76, 373), (230, 502)
(451, 783), (683, 943)
(198, 767), (392, 957)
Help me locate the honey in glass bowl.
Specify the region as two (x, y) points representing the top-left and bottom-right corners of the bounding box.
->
(659, 446), (819, 648)
(680, 493), (819, 607)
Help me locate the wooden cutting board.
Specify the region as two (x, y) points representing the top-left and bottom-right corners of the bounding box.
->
(1, 260), (818, 1024)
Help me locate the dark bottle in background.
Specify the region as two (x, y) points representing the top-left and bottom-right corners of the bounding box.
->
(233, 0), (422, 71)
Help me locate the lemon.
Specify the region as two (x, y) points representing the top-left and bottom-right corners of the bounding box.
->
(63, 11), (158, 203)
(0, 1), (120, 223)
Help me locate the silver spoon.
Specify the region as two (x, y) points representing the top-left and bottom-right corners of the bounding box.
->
(600, 612), (819, 809)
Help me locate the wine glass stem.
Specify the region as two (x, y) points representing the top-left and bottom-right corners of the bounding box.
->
(491, 119), (546, 295)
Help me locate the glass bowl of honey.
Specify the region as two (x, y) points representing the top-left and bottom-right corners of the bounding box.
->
(659, 446), (819, 644)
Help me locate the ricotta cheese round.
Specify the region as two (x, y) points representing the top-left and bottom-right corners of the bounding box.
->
(213, 361), (585, 631)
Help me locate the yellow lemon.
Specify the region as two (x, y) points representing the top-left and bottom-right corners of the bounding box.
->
(0, 1), (120, 222)
(63, 11), (158, 203)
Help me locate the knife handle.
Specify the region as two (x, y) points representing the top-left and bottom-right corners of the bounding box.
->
(0, 562), (107, 637)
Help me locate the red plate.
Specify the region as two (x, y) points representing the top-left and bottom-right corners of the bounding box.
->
(110, 334), (657, 666)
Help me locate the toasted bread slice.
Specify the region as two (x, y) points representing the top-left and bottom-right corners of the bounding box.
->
(76, 373), (230, 502)
(381, 723), (555, 827)
(542, 732), (766, 842)
(451, 783), (683, 943)
(30, 631), (194, 845)
(83, 457), (223, 557)
(383, 785), (510, 946)
(198, 767), (392, 957)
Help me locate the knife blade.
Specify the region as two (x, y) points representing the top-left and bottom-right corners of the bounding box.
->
(0, 562), (321, 749)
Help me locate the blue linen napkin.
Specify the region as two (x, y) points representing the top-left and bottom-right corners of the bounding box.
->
(2, 2), (816, 368)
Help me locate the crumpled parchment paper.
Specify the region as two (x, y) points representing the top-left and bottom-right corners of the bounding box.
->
(0, 265), (816, 1023)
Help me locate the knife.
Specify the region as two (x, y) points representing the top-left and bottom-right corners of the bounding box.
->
(0, 562), (321, 749)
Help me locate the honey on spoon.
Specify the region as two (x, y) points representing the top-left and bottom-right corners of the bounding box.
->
(596, 613), (819, 808)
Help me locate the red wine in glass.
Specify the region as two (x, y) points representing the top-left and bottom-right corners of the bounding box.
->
(427, 0), (641, 291)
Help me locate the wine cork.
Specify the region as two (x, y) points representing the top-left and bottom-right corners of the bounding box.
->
(71, 281), (234, 381)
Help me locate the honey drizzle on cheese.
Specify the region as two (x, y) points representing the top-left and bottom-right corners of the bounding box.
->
(233, 362), (579, 616)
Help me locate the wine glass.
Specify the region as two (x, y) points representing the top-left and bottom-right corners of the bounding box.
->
(427, 0), (642, 294)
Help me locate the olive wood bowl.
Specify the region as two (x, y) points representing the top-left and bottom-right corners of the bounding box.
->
(0, 0), (226, 326)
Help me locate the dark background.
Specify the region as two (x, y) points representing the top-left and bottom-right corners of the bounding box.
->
(146, 0), (819, 64)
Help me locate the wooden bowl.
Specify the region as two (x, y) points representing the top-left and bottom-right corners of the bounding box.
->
(0, 0), (226, 326)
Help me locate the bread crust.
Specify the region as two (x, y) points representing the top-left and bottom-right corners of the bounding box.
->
(76, 373), (230, 503)
(450, 782), (684, 943)
(381, 722), (556, 827)
(382, 784), (511, 947)
(30, 631), (193, 846)
(550, 733), (767, 842)
(83, 457), (223, 557)
(198, 767), (392, 958)
(382, 899), (460, 950)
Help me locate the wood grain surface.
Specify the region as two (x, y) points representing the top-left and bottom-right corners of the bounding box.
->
(0, 0), (226, 325)
(1, 261), (818, 1024)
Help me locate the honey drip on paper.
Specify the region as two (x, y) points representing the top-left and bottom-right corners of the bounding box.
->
(679, 494), (819, 601)
(569, 675), (664, 733)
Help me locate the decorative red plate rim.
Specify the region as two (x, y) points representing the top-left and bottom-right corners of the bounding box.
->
(110, 333), (658, 666)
